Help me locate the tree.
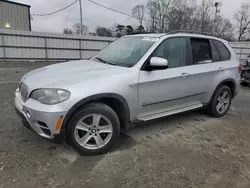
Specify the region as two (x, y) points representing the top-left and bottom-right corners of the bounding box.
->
(96, 27), (113, 37)
(136, 25), (145, 34)
(234, 3), (250, 41)
(126, 25), (134, 35)
(199, 0), (214, 32)
(89, 32), (97, 36)
(72, 23), (89, 35)
(63, 28), (73, 34)
(146, 0), (171, 32)
(214, 16), (234, 41)
(155, 0), (171, 32)
(132, 5), (145, 26)
(146, 0), (158, 32)
(115, 24), (126, 37)
(167, 0), (198, 31)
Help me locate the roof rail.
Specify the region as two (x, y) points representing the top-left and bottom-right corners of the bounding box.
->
(166, 30), (218, 37)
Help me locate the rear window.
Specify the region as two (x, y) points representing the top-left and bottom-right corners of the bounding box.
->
(213, 40), (231, 61)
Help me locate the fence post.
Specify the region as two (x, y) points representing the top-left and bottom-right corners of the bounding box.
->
(44, 36), (48, 62)
(79, 38), (82, 59)
(1, 32), (6, 62)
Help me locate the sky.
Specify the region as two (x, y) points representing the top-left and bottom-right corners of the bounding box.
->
(12, 0), (249, 33)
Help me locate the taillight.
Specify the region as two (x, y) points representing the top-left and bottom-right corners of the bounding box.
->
(238, 63), (242, 73)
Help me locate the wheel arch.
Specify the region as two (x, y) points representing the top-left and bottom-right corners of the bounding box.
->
(209, 79), (236, 104)
(61, 93), (130, 140)
(219, 79), (236, 97)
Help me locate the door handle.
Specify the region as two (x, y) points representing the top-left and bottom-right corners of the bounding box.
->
(218, 67), (224, 71)
(180, 73), (190, 78)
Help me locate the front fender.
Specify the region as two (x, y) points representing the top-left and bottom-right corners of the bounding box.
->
(60, 93), (130, 132)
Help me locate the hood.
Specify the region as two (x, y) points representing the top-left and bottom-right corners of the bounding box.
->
(21, 60), (127, 89)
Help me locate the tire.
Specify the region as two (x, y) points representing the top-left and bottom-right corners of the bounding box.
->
(207, 85), (232, 118)
(68, 103), (120, 155)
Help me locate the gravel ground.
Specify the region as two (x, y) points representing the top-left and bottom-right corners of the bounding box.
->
(1, 62), (250, 188)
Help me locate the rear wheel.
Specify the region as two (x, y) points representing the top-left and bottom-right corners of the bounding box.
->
(68, 103), (120, 155)
(207, 85), (232, 117)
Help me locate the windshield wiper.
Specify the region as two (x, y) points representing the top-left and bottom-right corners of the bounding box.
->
(95, 57), (116, 66)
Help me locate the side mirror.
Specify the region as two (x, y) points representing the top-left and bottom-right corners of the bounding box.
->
(148, 57), (168, 70)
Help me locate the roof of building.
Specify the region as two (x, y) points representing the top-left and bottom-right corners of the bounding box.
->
(0, 0), (31, 8)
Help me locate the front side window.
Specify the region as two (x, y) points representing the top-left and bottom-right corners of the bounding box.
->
(190, 38), (212, 64)
(152, 37), (187, 68)
(92, 37), (156, 67)
(213, 40), (231, 61)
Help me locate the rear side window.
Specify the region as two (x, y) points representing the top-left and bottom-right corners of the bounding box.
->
(210, 40), (220, 62)
(190, 38), (212, 64)
(213, 40), (231, 61)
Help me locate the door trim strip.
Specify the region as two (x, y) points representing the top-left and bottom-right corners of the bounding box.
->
(142, 92), (206, 107)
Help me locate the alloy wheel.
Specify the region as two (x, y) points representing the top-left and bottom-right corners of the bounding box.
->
(216, 91), (230, 114)
(74, 114), (113, 150)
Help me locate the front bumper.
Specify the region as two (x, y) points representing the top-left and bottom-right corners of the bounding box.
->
(15, 91), (67, 139)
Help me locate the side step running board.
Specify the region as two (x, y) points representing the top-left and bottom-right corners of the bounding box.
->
(138, 103), (203, 121)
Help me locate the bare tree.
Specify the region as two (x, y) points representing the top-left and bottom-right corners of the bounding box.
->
(63, 28), (73, 34)
(234, 3), (250, 41)
(167, 0), (197, 31)
(199, 0), (214, 32)
(73, 23), (89, 35)
(132, 5), (145, 26)
(154, 0), (171, 32)
(146, 0), (158, 32)
(214, 16), (234, 41)
(144, 0), (233, 37)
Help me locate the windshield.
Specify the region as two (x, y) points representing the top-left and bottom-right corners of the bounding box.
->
(92, 37), (157, 67)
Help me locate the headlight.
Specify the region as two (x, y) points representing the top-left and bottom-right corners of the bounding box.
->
(30, 89), (70, 105)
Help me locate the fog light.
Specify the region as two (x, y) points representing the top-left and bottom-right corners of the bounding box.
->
(26, 110), (31, 119)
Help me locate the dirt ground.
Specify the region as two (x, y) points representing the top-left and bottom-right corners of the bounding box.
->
(1, 62), (250, 188)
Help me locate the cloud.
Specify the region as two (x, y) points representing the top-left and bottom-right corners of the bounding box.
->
(14, 0), (246, 33)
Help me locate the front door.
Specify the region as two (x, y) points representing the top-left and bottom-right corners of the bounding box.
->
(137, 37), (205, 119)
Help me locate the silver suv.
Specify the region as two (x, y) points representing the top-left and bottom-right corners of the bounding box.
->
(15, 32), (241, 155)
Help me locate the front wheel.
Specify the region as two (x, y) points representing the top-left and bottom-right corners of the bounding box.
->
(207, 85), (232, 117)
(68, 103), (120, 155)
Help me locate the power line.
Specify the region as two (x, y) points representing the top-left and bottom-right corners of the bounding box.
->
(31, 0), (78, 16)
(88, 0), (151, 22)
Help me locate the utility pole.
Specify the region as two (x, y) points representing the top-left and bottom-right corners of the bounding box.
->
(213, 2), (220, 35)
(79, 0), (83, 35)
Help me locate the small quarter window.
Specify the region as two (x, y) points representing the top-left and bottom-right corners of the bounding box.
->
(213, 40), (231, 61)
(190, 38), (212, 64)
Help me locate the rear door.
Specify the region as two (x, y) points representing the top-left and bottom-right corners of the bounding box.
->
(185, 37), (221, 104)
